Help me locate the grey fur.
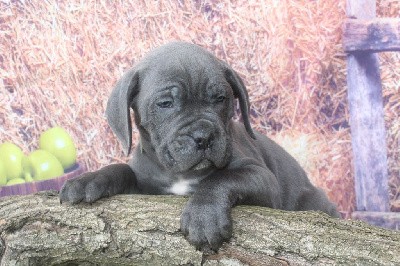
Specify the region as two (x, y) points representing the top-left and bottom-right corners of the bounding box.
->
(60, 41), (339, 251)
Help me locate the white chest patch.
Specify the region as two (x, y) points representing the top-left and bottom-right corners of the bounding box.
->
(167, 179), (199, 196)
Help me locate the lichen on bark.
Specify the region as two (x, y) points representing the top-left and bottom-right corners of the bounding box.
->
(0, 191), (399, 265)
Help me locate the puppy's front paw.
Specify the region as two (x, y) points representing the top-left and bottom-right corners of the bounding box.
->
(180, 199), (232, 251)
(59, 172), (110, 204)
(59, 163), (135, 204)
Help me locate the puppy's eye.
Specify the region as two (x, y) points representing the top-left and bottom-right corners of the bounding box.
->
(215, 95), (226, 103)
(157, 100), (173, 108)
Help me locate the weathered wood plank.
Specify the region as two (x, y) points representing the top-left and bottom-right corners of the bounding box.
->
(343, 18), (400, 53)
(346, 53), (390, 212)
(352, 211), (400, 230)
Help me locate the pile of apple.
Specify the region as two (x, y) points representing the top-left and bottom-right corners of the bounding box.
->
(0, 127), (77, 186)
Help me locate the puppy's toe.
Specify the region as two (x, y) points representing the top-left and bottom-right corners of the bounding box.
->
(59, 180), (85, 204)
(204, 223), (224, 251)
(84, 179), (107, 203)
(187, 227), (208, 250)
(218, 216), (233, 240)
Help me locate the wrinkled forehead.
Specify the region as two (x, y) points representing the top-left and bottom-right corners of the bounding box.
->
(138, 47), (227, 97)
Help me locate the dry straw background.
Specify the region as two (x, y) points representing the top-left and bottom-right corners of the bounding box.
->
(0, 0), (399, 215)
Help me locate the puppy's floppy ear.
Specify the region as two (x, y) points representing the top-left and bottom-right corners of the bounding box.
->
(106, 68), (139, 155)
(222, 63), (256, 139)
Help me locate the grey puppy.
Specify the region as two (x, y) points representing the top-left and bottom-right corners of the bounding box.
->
(60, 41), (340, 250)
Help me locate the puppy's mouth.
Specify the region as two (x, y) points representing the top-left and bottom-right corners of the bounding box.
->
(166, 150), (214, 172)
(191, 159), (213, 171)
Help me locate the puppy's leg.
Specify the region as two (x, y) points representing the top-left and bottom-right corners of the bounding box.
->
(59, 164), (136, 204)
(180, 163), (281, 251)
(295, 187), (341, 218)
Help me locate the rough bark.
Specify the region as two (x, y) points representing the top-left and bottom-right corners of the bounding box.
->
(0, 191), (399, 266)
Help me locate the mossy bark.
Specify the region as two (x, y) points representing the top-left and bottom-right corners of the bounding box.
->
(0, 191), (399, 265)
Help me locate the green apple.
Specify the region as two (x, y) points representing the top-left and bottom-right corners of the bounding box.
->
(6, 177), (26, 186)
(0, 142), (24, 180)
(0, 160), (7, 186)
(23, 150), (64, 181)
(39, 126), (77, 169)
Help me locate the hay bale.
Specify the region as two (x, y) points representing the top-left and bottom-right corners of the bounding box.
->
(0, 0), (398, 214)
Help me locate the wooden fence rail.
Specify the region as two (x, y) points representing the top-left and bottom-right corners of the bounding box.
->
(344, 0), (400, 229)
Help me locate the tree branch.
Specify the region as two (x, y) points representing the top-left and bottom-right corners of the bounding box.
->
(0, 191), (399, 265)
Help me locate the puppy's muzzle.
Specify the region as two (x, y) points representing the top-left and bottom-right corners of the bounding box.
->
(165, 119), (227, 172)
(172, 119), (216, 153)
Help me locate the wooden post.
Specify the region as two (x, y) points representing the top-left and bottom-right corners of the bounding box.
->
(347, 54), (390, 212)
(346, 0), (390, 212)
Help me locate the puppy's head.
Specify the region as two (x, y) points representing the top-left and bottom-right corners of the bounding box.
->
(106, 42), (255, 173)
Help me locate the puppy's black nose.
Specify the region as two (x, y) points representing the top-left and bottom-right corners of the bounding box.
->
(194, 136), (210, 150)
(192, 129), (214, 150)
